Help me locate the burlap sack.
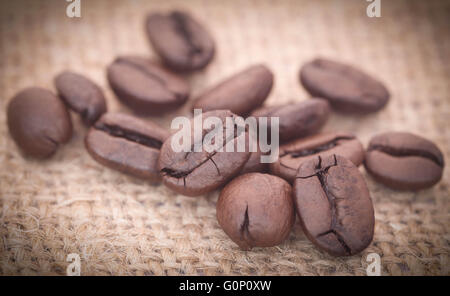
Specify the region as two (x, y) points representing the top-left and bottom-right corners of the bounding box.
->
(0, 0), (448, 275)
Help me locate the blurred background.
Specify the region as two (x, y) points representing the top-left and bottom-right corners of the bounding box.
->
(0, 0), (449, 275)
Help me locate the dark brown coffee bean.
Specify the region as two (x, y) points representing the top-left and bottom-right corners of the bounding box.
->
(54, 71), (107, 125)
(300, 58), (389, 113)
(146, 10), (215, 71)
(271, 132), (364, 183)
(294, 154), (374, 256)
(365, 132), (444, 190)
(193, 65), (273, 116)
(251, 98), (330, 142)
(217, 173), (295, 250)
(7, 87), (73, 158)
(85, 113), (169, 181)
(158, 110), (250, 196)
(107, 56), (190, 115)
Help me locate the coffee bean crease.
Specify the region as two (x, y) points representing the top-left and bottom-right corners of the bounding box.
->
(161, 153), (217, 179)
(297, 155), (353, 255)
(94, 123), (163, 150)
(368, 144), (444, 167)
(171, 12), (203, 58)
(239, 204), (253, 248)
(284, 136), (355, 158)
(160, 117), (245, 181)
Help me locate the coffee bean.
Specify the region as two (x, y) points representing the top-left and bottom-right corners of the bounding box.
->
(217, 173), (295, 250)
(294, 154), (374, 256)
(365, 132), (444, 190)
(300, 58), (389, 113)
(85, 112), (169, 181)
(271, 132), (364, 183)
(54, 71), (107, 125)
(7, 87), (73, 158)
(251, 98), (330, 142)
(107, 56), (190, 115)
(158, 110), (251, 196)
(146, 10), (215, 71)
(193, 65), (273, 116)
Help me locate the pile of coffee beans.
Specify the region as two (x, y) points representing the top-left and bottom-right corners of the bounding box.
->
(6, 10), (444, 257)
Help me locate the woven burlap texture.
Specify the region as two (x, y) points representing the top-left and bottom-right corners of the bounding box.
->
(0, 0), (449, 275)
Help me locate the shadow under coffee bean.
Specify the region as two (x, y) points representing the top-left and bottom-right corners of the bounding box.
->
(294, 154), (375, 257)
(365, 131), (445, 191)
(85, 113), (169, 182)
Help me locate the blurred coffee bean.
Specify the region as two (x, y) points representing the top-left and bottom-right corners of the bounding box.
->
(193, 64), (273, 116)
(146, 10), (215, 71)
(365, 131), (444, 190)
(107, 56), (190, 115)
(300, 58), (389, 113)
(7, 87), (73, 158)
(85, 112), (169, 181)
(55, 71), (107, 125)
(251, 99), (330, 142)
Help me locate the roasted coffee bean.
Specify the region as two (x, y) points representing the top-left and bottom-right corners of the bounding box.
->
(271, 132), (364, 183)
(294, 154), (374, 256)
(7, 87), (73, 158)
(146, 10), (215, 71)
(107, 56), (190, 114)
(365, 132), (444, 190)
(251, 99), (330, 142)
(193, 65), (273, 116)
(217, 173), (295, 250)
(54, 71), (107, 125)
(85, 113), (169, 181)
(300, 58), (389, 113)
(158, 110), (251, 196)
